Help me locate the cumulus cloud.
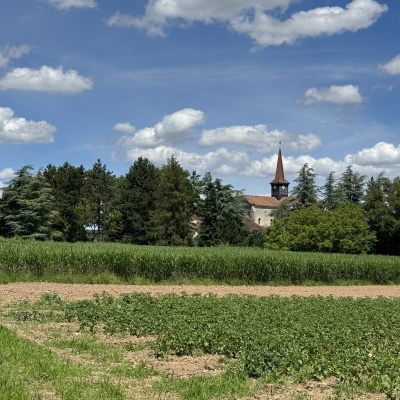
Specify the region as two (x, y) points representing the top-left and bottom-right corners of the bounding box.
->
(0, 107), (56, 144)
(44, 0), (97, 10)
(300, 85), (363, 105)
(0, 65), (93, 93)
(200, 124), (321, 152)
(107, 0), (387, 48)
(345, 142), (400, 167)
(124, 145), (252, 175)
(120, 140), (400, 182)
(0, 167), (14, 180)
(0, 167), (15, 191)
(379, 54), (400, 76)
(113, 122), (136, 134)
(0, 45), (30, 68)
(232, 0), (387, 48)
(123, 146), (333, 179)
(117, 108), (205, 148)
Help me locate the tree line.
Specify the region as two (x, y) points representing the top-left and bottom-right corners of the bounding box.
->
(266, 164), (400, 256)
(0, 157), (253, 247)
(1, 159), (399, 255)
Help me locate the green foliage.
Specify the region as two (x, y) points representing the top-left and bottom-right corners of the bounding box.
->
(337, 165), (366, 204)
(199, 172), (247, 246)
(364, 174), (400, 255)
(0, 166), (59, 240)
(0, 240), (399, 284)
(266, 204), (376, 254)
(63, 293), (400, 398)
(320, 171), (341, 210)
(83, 159), (117, 241)
(42, 162), (87, 242)
(118, 157), (159, 244)
(290, 163), (318, 207)
(149, 156), (194, 246)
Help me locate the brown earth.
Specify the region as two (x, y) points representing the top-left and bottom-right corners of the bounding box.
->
(1, 282), (400, 304)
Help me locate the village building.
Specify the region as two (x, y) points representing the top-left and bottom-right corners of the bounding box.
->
(245, 147), (290, 228)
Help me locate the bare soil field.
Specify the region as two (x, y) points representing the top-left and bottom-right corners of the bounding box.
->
(1, 282), (400, 304)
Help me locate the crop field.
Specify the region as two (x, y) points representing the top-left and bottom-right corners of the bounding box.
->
(1, 240), (400, 399)
(0, 289), (398, 400)
(1, 239), (400, 285)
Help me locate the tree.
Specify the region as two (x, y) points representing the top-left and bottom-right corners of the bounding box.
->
(83, 160), (116, 241)
(0, 166), (59, 240)
(265, 204), (375, 254)
(118, 157), (159, 244)
(279, 206), (334, 253)
(320, 171), (341, 210)
(364, 173), (400, 255)
(198, 173), (247, 246)
(149, 157), (194, 246)
(42, 162), (87, 242)
(337, 166), (365, 204)
(330, 204), (376, 254)
(290, 163), (318, 207)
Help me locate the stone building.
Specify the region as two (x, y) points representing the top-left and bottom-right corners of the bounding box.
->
(245, 147), (290, 228)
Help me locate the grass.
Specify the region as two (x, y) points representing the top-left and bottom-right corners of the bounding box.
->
(0, 325), (126, 400)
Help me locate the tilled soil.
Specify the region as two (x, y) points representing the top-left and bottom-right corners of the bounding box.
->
(1, 282), (400, 304)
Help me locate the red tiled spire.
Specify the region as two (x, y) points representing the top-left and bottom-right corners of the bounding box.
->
(270, 146), (289, 185)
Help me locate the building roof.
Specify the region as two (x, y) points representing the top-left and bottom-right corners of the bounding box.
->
(245, 195), (281, 207)
(270, 148), (289, 185)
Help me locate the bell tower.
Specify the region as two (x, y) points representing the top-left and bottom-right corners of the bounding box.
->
(270, 145), (289, 200)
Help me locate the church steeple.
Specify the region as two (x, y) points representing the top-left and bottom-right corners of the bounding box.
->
(270, 145), (289, 200)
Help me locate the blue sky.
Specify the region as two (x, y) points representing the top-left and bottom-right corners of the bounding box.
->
(1, 0), (399, 195)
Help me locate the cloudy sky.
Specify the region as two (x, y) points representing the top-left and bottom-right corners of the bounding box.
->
(1, 0), (399, 194)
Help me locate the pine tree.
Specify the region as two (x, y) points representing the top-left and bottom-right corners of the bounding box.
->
(199, 173), (246, 246)
(149, 157), (194, 246)
(42, 162), (86, 242)
(337, 166), (365, 204)
(290, 163), (318, 207)
(0, 166), (59, 239)
(119, 157), (159, 244)
(320, 171), (340, 210)
(364, 173), (400, 255)
(83, 159), (116, 241)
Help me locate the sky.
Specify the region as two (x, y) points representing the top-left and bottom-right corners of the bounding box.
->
(1, 0), (400, 195)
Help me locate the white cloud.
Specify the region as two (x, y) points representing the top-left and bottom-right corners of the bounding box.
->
(107, 0), (387, 48)
(200, 124), (320, 152)
(0, 167), (14, 180)
(0, 45), (30, 68)
(107, 1), (292, 36)
(124, 145), (251, 175)
(44, 0), (97, 10)
(345, 142), (400, 167)
(113, 122), (136, 134)
(233, 0), (387, 48)
(0, 167), (15, 191)
(117, 108), (205, 148)
(300, 85), (363, 105)
(120, 140), (400, 184)
(379, 54), (400, 76)
(0, 107), (56, 144)
(0, 65), (93, 94)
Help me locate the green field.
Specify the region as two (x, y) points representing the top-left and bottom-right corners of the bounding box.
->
(0, 239), (399, 284)
(1, 292), (398, 399)
(1, 239), (399, 398)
